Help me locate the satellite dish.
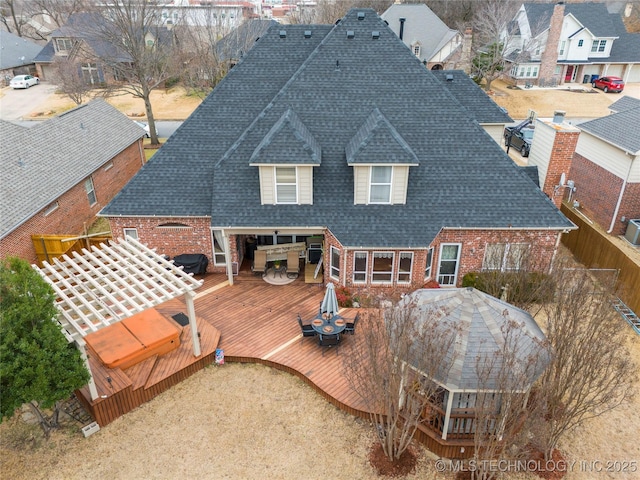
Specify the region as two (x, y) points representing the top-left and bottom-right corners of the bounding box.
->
(560, 172), (566, 186)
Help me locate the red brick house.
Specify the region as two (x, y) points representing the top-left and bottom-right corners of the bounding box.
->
(102, 10), (574, 291)
(0, 100), (146, 264)
(528, 99), (640, 238)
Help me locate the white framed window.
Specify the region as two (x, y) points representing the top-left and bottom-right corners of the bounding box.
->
(56, 38), (74, 52)
(123, 228), (138, 240)
(43, 201), (59, 216)
(598, 40), (606, 52)
(275, 167), (297, 204)
(85, 177), (97, 205)
(372, 251), (394, 283)
(103, 161), (113, 171)
(483, 243), (530, 271)
(591, 40), (599, 52)
(425, 247), (434, 279)
(212, 230), (226, 265)
(369, 166), (392, 204)
(578, 39), (583, 47)
(82, 63), (99, 85)
(353, 251), (368, 283)
(526, 66), (532, 77)
(412, 43), (420, 57)
(532, 66), (539, 77)
(559, 41), (565, 55)
(554, 65), (562, 75)
(330, 246), (340, 280)
(397, 252), (413, 283)
(437, 243), (460, 286)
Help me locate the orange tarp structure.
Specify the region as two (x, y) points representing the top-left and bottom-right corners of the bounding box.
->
(85, 308), (181, 370)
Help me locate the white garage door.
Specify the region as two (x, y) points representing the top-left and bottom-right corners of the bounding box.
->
(626, 64), (640, 83)
(605, 65), (624, 77)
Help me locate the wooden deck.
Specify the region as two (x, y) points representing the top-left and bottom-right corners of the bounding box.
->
(77, 263), (473, 458)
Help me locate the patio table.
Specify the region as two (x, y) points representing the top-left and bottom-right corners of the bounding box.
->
(311, 314), (346, 336)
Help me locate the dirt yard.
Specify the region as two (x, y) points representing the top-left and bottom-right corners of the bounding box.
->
(27, 86), (202, 120)
(488, 79), (621, 120)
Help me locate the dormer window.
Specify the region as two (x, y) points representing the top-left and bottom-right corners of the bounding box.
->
(369, 166), (392, 203)
(56, 38), (74, 54)
(275, 167), (297, 204)
(412, 42), (421, 57)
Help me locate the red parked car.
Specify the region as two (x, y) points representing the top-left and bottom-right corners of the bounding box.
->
(592, 76), (625, 93)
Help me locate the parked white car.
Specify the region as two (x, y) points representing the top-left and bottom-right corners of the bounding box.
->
(133, 120), (158, 138)
(9, 75), (39, 89)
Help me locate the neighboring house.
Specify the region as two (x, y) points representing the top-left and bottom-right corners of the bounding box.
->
(0, 100), (146, 264)
(34, 12), (173, 84)
(431, 69), (513, 145)
(505, 2), (640, 86)
(0, 30), (44, 84)
(527, 104), (639, 237)
(160, 0), (258, 28)
(101, 9), (574, 291)
(381, 3), (466, 71)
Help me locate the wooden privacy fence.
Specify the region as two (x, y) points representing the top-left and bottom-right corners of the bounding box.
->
(31, 234), (112, 266)
(561, 203), (640, 316)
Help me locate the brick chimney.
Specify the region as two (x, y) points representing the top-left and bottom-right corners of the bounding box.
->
(530, 112), (580, 208)
(538, 2), (565, 86)
(460, 27), (473, 74)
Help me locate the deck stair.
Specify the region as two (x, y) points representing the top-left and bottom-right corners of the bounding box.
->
(613, 298), (640, 335)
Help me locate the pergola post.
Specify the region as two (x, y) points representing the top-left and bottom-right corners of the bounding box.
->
(185, 291), (201, 357)
(79, 342), (99, 400)
(223, 230), (234, 286)
(442, 390), (455, 440)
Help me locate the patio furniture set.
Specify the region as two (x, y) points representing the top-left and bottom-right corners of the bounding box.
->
(252, 249), (300, 279)
(297, 311), (360, 355)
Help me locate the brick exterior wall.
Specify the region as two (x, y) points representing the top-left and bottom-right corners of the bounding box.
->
(538, 3), (564, 86)
(543, 127), (580, 208)
(322, 227), (560, 297)
(1, 142), (144, 264)
(108, 216), (217, 272)
(570, 153), (640, 235)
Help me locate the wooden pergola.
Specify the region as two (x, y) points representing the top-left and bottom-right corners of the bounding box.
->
(33, 237), (204, 401)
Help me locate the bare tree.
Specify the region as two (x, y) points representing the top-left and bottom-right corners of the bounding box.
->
(343, 298), (459, 463)
(472, 317), (548, 480)
(530, 259), (637, 461)
(469, 0), (520, 90)
(87, 0), (176, 145)
(50, 55), (92, 104)
(1, 0), (28, 36)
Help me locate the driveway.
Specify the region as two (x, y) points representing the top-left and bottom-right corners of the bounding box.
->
(0, 82), (58, 121)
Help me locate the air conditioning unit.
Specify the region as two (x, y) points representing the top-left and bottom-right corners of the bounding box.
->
(624, 219), (640, 245)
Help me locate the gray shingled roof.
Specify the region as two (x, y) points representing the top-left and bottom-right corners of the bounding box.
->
(381, 3), (459, 64)
(578, 107), (640, 155)
(608, 95), (640, 113)
(431, 70), (513, 124)
(404, 288), (550, 391)
(0, 100), (144, 238)
(0, 30), (44, 70)
(102, 9), (572, 249)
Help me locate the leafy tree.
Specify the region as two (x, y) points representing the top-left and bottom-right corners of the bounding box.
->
(0, 257), (90, 438)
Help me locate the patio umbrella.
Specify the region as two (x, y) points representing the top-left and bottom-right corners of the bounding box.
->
(321, 283), (339, 317)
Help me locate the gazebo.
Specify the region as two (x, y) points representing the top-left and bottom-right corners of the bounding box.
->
(33, 237), (205, 403)
(399, 287), (550, 441)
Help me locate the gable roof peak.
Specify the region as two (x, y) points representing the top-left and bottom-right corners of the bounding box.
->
(346, 107), (419, 165)
(250, 107), (321, 165)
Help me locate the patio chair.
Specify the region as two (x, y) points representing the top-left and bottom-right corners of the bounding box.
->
(298, 314), (316, 344)
(318, 333), (340, 355)
(344, 312), (360, 335)
(286, 250), (300, 279)
(252, 250), (267, 276)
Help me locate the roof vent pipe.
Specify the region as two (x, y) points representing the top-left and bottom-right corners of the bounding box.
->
(552, 110), (566, 124)
(399, 18), (405, 40)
